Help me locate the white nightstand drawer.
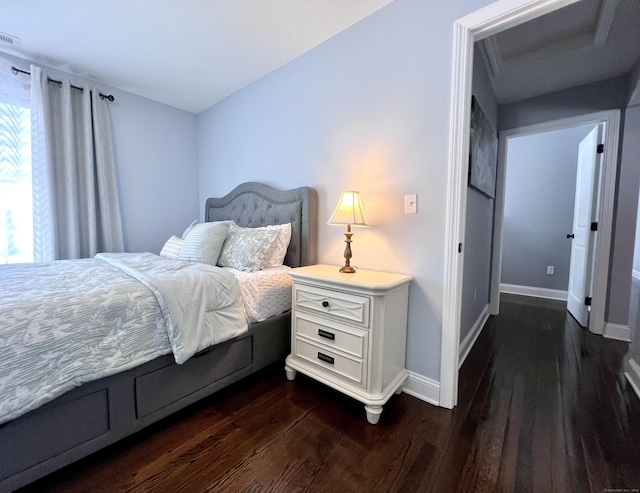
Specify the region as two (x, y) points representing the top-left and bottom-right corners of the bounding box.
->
(294, 338), (365, 386)
(295, 315), (367, 359)
(294, 284), (370, 328)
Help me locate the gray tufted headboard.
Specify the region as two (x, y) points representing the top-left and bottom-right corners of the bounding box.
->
(204, 182), (318, 268)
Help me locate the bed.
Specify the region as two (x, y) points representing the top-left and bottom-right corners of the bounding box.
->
(0, 182), (317, 493)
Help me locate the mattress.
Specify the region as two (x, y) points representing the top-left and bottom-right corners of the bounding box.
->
(225, 265), (293, 323)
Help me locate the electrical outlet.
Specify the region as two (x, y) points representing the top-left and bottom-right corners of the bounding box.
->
(404, 194), (417, 214)
(547, 266), (555, 275)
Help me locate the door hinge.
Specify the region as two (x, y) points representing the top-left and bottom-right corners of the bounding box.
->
(585, 296), (592, 306)
(591, 222), (598, 231)
(458, 243), (463, 253)
(597, 144), (604, 154)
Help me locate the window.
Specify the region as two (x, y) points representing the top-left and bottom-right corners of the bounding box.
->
(0, 81), (32, 264)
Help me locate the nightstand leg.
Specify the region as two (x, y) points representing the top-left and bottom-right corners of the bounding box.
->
(395, 386), (403, 395)
(284, 365), (297, 381)
(364, 405), (383, 424)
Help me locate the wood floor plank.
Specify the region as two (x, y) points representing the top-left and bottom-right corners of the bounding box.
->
(430, 352), (496, 493)
(17, 295), (640, 493)
(497, 371), (526, 492)
(558, 314), (592, 493)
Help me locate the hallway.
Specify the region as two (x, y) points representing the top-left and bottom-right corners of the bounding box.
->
(457, 294), (640, 492)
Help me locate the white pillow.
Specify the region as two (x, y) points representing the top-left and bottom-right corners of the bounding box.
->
(159, 235), (183, 259)
(181, 220), (198, 239)
(218, 223), (280, 272)
(261, 223), (292, 268)
(178, 221), (230, 265)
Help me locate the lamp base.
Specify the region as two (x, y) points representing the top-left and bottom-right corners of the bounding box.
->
(339, 227), (356, 274)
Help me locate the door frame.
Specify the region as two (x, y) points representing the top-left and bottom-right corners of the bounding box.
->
(441, 0), (609, 409)
(489, 112), (620, 333)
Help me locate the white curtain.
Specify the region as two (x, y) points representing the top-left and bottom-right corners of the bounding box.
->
(30, 65), (124, 261)
(0, 58), (32, 264)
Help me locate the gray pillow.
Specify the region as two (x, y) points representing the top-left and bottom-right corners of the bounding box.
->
(178, 221), (230, 265)
(218, 222), (280, 272)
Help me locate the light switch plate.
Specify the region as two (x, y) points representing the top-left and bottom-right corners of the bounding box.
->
(404, 194), (417, 214)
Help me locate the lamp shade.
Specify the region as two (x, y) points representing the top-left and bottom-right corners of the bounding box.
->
(327, 191), (368, 226)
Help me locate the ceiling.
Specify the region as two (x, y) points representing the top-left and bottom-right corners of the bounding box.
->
(477, 0), (640, 105)
(2, 0), (639, 114)
(0, 0), (393, 114)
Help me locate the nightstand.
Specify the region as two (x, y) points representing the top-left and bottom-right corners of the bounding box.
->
(284, 264), (412, 424)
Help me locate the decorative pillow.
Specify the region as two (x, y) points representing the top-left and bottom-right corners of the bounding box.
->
(218, 223), (280, 272)
(261, 223), (292, 268)
(181, 220), (198, 239)
(159, 235), (183, 259)
(178, 221), (230, 265)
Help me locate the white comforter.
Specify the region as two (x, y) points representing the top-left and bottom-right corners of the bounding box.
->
(0, 253), (247, 425)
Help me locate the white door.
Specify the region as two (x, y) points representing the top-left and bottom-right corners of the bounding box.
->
(567, 124), (604, 327)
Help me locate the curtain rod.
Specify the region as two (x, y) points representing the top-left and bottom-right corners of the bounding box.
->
(11, 66), (115, 102)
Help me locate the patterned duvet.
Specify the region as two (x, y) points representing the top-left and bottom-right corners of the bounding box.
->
(0, 253), (248, 425)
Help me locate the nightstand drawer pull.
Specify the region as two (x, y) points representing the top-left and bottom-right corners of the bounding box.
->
(322, 300), (329, 308)
(317, 352), (335, 365)
(317, 329), (335, 340)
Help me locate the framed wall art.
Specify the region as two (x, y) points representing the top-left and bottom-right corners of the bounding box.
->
(468, 96), (498, 198)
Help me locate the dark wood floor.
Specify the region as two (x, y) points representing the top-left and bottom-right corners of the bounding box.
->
(20, 295), (640, 493)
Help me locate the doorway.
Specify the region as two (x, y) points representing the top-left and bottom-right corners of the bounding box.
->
(440, 0), (624, 410)
(489, 109), (619, 337)
(491, 117), (610, 330)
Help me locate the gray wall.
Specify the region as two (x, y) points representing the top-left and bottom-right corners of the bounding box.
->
(501, 125), (593, 291)
(635, 184), (640, 277)
(460, 48), (497, 343)
(500, 76), (636, 327)
(630, 106), (640, 372)
(110, 90), (198, 254)
(612, 104), (640, 325)
(499, 77), (630, 131)
(5, 53), (199, 255)
(197, 0), (495, 382)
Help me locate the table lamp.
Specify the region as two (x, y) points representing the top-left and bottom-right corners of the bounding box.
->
(327, 191), (368, 273)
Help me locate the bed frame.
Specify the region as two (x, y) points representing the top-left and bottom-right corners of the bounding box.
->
(0, 182), (317, 493)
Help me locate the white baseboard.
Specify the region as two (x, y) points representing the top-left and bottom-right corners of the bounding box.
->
(625, 358), (640, 401)
(603, 322), (631, 342)
(500, 283), (568, 301)
(633, 269), (640, 280)
(459, 304), (489, 369)
(403, 371), (440, 407)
